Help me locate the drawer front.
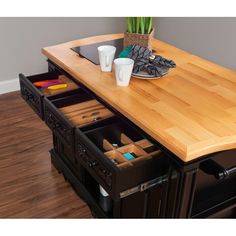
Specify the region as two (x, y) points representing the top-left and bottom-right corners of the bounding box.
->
(19, 71), (79, 120)
(77, 140), (113, 190)
(44, 99), (74, 146)
(53, 132), (75, 164)
(19, 74), (43, 118)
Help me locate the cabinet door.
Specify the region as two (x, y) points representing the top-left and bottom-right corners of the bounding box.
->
(119, 183), (164, 218)
(192, 149), (236, 218)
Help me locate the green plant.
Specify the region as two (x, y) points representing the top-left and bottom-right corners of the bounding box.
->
(127, 17), (153, 34)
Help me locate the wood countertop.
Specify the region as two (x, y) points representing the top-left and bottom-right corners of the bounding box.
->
(42, 33), (236, 162)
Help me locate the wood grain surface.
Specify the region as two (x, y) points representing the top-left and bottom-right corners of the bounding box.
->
(0, 92), (92, 218)
(42, 33), (236, 162)
(59, 99), (114, 127)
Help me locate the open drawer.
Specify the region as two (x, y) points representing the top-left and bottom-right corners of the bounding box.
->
(19, 72), (79, 119)
(44, 89), (115, 147)
(75, 119), (168, 200)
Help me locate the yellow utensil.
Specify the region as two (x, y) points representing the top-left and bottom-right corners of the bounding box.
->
(47, 84), (68, 90)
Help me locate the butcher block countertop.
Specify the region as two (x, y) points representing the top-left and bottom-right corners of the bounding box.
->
(42, 33), (236, 162)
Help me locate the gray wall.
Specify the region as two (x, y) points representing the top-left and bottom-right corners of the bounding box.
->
(0, 17), (125, 82)
(1, 17), (235, 83)
(155, 17), (236, 71)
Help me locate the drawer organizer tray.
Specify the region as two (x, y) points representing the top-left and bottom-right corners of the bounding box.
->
(103, 138), (160, 168)
(19, 72), (79, 119)
(59, 99), (113, 128)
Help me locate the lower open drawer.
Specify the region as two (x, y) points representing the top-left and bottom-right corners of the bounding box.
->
(75, 119), (168, 200)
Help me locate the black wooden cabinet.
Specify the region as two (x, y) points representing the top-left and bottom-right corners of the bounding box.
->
(19, 60), (236, 218)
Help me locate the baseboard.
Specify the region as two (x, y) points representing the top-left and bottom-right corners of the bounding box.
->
(0, 78), (20, 95)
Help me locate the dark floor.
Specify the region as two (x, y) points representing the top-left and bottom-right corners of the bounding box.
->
(0, 91), (92, 218)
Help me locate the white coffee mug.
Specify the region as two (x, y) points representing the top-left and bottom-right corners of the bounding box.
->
(97, 45), (116, 72)
(114, 58), (134, 86)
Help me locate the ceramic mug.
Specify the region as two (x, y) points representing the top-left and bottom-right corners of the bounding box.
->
(114, 58), (134, 86)
(97, 45), (116, 72)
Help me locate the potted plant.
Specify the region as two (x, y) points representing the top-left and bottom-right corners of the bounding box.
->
(124, 17), (154, 50)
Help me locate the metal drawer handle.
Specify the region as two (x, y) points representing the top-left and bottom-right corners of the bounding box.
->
(47, 114), (55, 125)
(79, 151), (86, 158)
(26, 94), (33, 100)
(78, 144), (87, 158)
(47, 114), (61, 129)
(200, 159), (236, 180)
(88, 161), (98, 167)
(23, 87), (33, 100)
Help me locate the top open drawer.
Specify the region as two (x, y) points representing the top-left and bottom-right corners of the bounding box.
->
(19, 72), (79, 119)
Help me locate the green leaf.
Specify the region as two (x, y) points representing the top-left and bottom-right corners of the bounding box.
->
(147, 17), (153, 34)
(145, 17), (150, 34)
(132, 17), (136, 33)
(127, 17), (132, 33)
(144, 17), (148, 34)
(140, 17), (145, 34)
(127, 16), (154, 34)
(136, 17), (140, 33)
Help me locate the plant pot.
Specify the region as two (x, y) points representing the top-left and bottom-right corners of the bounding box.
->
(124, 29), (154, 50)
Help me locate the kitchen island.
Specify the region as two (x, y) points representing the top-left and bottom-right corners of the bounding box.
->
(19, 33), (236, 218)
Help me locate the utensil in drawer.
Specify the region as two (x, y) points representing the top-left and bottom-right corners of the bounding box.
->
(33, 79), (61, 87)
(123, 152), (135, 160)
(47, 84), (68, 90)
(93, 116), (102, 121)
(82, 111), (100, 119)
(111, 159), (119, 165)
(112, 143), (119, 148)
(68, 107), (113, 127)
(70, 115), (102, 127)
(40, 81), (65, 88)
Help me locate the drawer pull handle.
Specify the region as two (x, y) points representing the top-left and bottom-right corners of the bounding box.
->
(78, 144), (87, 157)
(23, 87), (32, 99)
(26, 94), (33, 100)
(47, 114), (62, 130)
(200, 159), (236, 180)
(54, 123), (61, 129)
(88, 161), (98, 167)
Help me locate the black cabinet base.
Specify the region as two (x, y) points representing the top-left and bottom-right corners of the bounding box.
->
(50, 149), (109, 218)
(50, 149), (166, 218)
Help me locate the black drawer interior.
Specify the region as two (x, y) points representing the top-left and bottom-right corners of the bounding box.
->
(84, 122), (143, 151)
